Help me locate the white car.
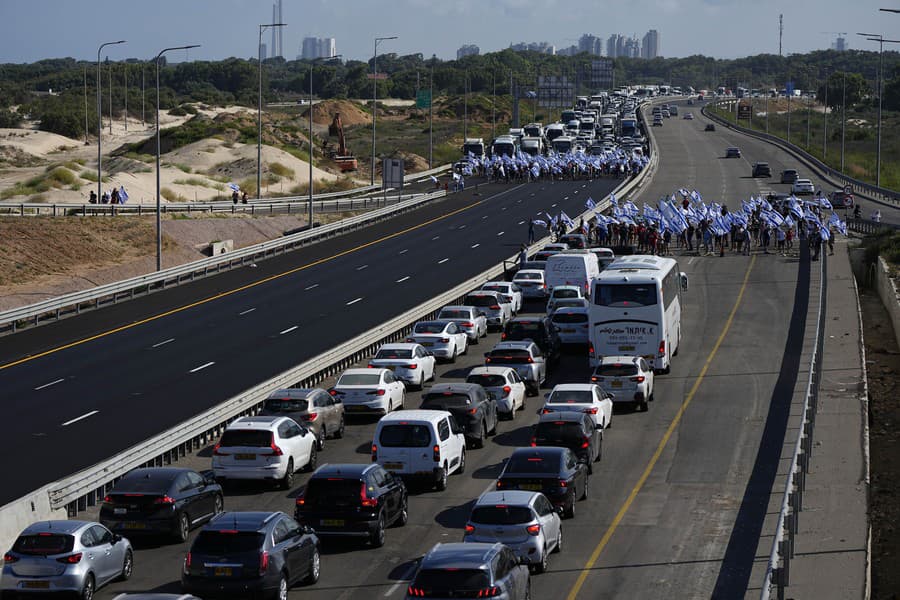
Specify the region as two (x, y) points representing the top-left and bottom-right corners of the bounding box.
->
(512, 269), (549, 299)
(485, 341), (547, 397)
(462, 291), (513, 330)
(543, 243), (569, 252)
(792, 178), (815, 195)
(590, 355), (655, 412)
(549, 306), (589, 345)
(406, 320), (468, 361)
(466, 366), (527, 419)
(331, 368), (406, 415)
(546, 285), (584, 314)
(437, 305), (488, 343)
(540, 383), (613, 429)
(369, 343), (436, 390)
(481, 281), (524, 315)
(212, 416), (317, 489)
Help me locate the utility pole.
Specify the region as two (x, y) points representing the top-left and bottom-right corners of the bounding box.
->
(841, 71), (846, 171)
(124, 63), (128, 132)
(779, 14), (784, 56)
(141, 64), (145, 127)
(429, 56), (434, 169)
(83, 67), (88, 145)
(491, 70), (496, 142)
(823, 69), (829, 158)
(108, 62), (113, 134)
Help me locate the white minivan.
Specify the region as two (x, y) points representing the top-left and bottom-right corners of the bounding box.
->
(544, 251), (601, 297)
(372, 410), (467, 491)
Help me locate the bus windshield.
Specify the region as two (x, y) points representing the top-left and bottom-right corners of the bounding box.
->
(594, 284), (658, 307)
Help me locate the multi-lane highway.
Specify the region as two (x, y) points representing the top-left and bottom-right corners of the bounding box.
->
(1, 100), (853, 598)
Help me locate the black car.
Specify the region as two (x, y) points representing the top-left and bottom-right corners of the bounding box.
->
(558, 233), (588, 249)
(752, 162), (772, 178)
(497, 447), (589, 519)
(182, 511), (319, 599)
(295, 463), (407, 547)
(100, 467), (223, 542)
(531, 411), (602, 470)
(705, 123), (716, 131)
(780, 169), (799, 184)
(501, 316), (562, 367)
(420, 383), (498, 448)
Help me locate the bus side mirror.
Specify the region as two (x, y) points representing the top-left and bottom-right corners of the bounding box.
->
(680, 272), (689, 291)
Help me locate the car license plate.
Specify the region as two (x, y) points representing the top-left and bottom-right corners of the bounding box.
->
(214, 567), (232, 577)
(561, 328), (575, 333)
(383, 462), (404, 471)
(618, 345), (635, 352)
(520, 483), (542, 491)
(322, 519), (345, 527)
(611, 381), (623, 388)
(123, 522), (146, 530)
(235, 453), (255, 460)
(421, 342), (433, 347)
(114, 507), (127, 515)
(346, 405), (365, 412)
(22, 581), (50, 589)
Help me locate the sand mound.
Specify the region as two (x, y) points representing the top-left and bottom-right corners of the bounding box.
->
(306, 99), (371, 127)
(0, 129), (81, 156)
(389, 151), (429, 173)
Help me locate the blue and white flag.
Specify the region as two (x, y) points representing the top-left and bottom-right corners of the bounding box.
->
(789, 198), (805, 220)
(532, 219), (548, 228)
(585, 197), (596, 210)
(820, 197), (833, 210)
(820, 227), (831, 241)
(430, 175), (438, 184)
(119, 186), (129, 204)
(560, 211), (575, 228)
(623, 200), (639, 217)
(228, 182), (240, 193)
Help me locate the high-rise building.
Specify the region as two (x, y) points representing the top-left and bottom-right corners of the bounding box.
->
(578, 34), (603, 56)
(641, 30), (660, 59)
(624, 37), (640, 58)
(510, 41), (555, 54)
(832, 36), (848, 52)
(300, 37), (337, 59)
(606, 35), (622, 58)
(457, 44), (480, 59)
(270, 0), (283, 58)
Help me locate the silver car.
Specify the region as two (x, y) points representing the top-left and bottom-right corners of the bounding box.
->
(259, 388), (345, 450)
(463, 491), (562, 574)
(462, 291), (512, 330)
(2, 520), (133, 598)
(484, 341), (547, 396)
(437, 305), (488, 343)
(405, 542), (531, 600)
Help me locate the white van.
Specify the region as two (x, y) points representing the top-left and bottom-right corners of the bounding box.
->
(544, 251), (601, 297)
(372, 410), (467, 491)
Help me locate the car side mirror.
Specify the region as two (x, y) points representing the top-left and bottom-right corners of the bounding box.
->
(426, 351), (434, 357)
(555, 506), (565, 515)
(112, 533), (122, 544)
(478, 311), (487, 317)
(680, 272), (689, 291)
(517, 556), (529, 566)
(604, 392), (615, 400)
(302, 525), (315, 535)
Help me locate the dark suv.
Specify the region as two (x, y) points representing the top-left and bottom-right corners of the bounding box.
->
(752, 162), (771, 178)
(182, 511), (319, 599)
(295, 463), (408, 548)
(420, 383), (498, 448)
(501, 316), (562, 367)
(531, 411), (602, 471)
(100, 467), (223, 543)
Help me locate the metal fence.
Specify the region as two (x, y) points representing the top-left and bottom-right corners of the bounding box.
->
(847, 217), (900, 235)
(760, 252), (827, 600)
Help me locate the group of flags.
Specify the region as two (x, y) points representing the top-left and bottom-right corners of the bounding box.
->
(462, 146), (648, 180)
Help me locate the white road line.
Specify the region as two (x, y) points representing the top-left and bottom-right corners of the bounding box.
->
(517, 220), (525, 225)
(280, 326), (299, 335)
(62, 410), (99, 427)
(438, 258), (449, 264)
(396, 276), (410, 283)
(384, 563), (419, 597)
(34, 378), (64, 391)
(398, 249), (409, 255)
(304, 284), (319, 291)
(189, 361), (215, 373)
(573, 190), (578, 194)
(151, 338), (175, 348)
(346, 297), (363, 305)
(356, 264), (369, 271)
(471, 243), (480, 249)
(497, 231), (505, 236)
(431, 235), (440, 240)
(688, 257), (696, 265)
(551, 203), (557, 208)
(564, 196), (570, 200)
(238, 307), (257, 315)
(501, 207), (507, 211)
(459, 225), (466, 229)
(482, 215), (488, 219)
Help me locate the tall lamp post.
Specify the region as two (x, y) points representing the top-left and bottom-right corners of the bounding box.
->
(371, 36), (397, 185)
(97, 40), (125, 204)
(857, 33), (900, 187)
(841, 71), (847, 171)
(258, 22), (286, 199)
(308, 54), (341, 230)
(156, 44), (200, 271)
(822, 68), (830, 159)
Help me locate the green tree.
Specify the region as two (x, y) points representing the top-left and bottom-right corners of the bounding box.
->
(817, 72), (870, 110)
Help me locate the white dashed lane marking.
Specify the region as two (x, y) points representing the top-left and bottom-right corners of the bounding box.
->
(304, 284), (319, 291)
(396, 276), (410, 283)
(62, 410), (99, 427)
(238, 308), (257, 315)
(356, 265), (368, 271)
(280, 326), (298, 335)
(346, 297), (363, 306)
(151, 338), (175, 348)
(35, 378), (64, 391)
(189, 362), (215, 373)
(438, 258), (449, 264)
(471, 244), (480, 249)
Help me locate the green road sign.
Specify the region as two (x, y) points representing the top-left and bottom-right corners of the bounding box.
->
(416, 89), (431, 109)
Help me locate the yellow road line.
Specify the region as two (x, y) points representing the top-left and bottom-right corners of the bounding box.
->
(0, 199), (484, 371)
(566, 254), (757, 599)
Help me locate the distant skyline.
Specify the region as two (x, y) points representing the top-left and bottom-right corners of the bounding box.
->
(0, 0), (892, 64)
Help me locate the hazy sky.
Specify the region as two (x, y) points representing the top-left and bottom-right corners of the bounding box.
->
(0, 0), (892, 64)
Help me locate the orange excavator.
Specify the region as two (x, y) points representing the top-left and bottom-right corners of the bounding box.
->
(327, 113), (358, 172)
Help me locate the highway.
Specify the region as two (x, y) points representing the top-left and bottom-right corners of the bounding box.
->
(4, 100), (845, 598)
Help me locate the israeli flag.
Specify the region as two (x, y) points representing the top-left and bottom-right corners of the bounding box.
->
(585, 197), (596, 210)
(228, 183), (240, 193)
(784, 215), (795, 228)
(609, 193), (618, 208)
(789, 198), (805, 220)
(560, 211), (575, 228)
(532, 219), (548, 228)
(820, 227), (831, 241)
(820, 197), (833, 210)
(119, 186), (129, 204)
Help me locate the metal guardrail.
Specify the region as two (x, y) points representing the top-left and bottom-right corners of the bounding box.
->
(704, 102), (900, 206)
(0, 189), (447, 335)
(760, 250), (827, 600)
(847, 217), (900, 235)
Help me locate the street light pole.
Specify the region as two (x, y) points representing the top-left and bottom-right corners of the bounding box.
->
(371, 36), (397, 185)
(258, 22), (286, 199)
(822, 69), (829, 159)
(464, 69), (468, 142)
(858, 33), (900, 187)
(308, 54), (342, 230)
(841, 71), (846, 171)
(156, 44), (200, 272)
(97, 39), (125, 205)
(430, 56), (434, 169)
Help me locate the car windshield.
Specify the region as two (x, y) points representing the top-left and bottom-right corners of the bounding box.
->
(595, 364), (638, 377)
(114, 472), (176, 493)
(464, 295), (496, 307)
(487, 349), (532, 362)
(263, 398), (308, 412)
(378, 424), (432, 448)
(535, 422), (583, 443)
(594, 284), (658, 307)
(413, 570), (490, 593)
(482, 285), (508, 294)
(505, 322), (542, 337)
(505, 453), (562, 474)
(374, 349), (413, 360)
(439, 310), (469, 320)
(421, 393), (471, 408)
(470, 505), (534, 525)
(218, 430), (273, 447)
(466, 374), (507, 388)
(553, 289), (580, 299)
(13, 534), (74, 556)
(552, 312), (588, 323)
(192, 531), (263, 554)
(303, 478), (363, 508)
(515, 273), (542, 281)
(548, 390), (594, 404)
(337, 373), (381, 386)
(414, 322), (446, 334)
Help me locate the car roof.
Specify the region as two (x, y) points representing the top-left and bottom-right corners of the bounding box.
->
(538, 410), (588, 423)
(466, 290), (501, 297)
(514, 269), (545, 277)
(120, 467), (192, 482)
(207, 511), (280, 531)
(491, 341), (535, 350)
(421, 542), (502, 568)
(416, 320), (452, 326)
(550, 383), (598, 392)
(551, 285), (582, 292)
(310, 463), (375, 479)
(379, 409), (451, 424)
(439, 305), (475, 312)
(551, 306), (589, 315)
(467, 366), (516, 376)
(377, 343), (420, 351)
(21, 520), (92, 536)
(341, 368), (385, 375)
(425, 383), (483, 395)
(476, 490), (539, 506)
(510, 446), (567, 459)
(265, 388), (322, 400)
(230, 416), (286, 428)
(598, 355), (641, 365)
(482, 281), (511, 287)
(509, 315), (545, 324)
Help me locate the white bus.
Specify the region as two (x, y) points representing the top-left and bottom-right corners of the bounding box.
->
(588, 256), (688, 373)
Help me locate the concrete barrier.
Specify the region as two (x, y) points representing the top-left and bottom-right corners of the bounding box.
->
(874, 257), (900, 351)
(210, 240), (233, 255)
(0, 484), (69, 548)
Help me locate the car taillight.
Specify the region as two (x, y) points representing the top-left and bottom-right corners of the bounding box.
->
(462, 321), (474, 327)
(541, 408), (552, 414)
(490, 305), (500, 310)
(433, 444), (441, 462)
(496, 480), (504, 488)
(267, 436), (284, 456)
(3, 553), (18, 564)
(584, 407), (599, 414)
(154, 495), (176, 505)
(405, 338), (415, 343)
(485, 357), (492, 363)
(408, 586), (425, 597)
(559, 479), (569, 488)
(501, 385), (512, 396)
(371, 444), (378, 462)
(530, 437), (537, 447)
(303, 412), (318, 422)
(102, 494), (112, 503)
(259, 551), (269, 576)
(56, 553), (82, 564)
(212, 443), (228, 456)
(588, 343), (595, 358)
(501, 332), (507, 340)
(526, 524), (541, 536)
(295, 494), (305, 507)
(658, 340), (666, 358)
(526, 357), (534, 363)
(591, 376), (603, 382)
(328, 389), (340, 396)
(467, 408), (478, 414)
(183, 552), (192, 574)
(440, 337), (450, 343)
(360, 482), (379, 507)
(405, 363), (418, 370)
(631, 376), (645, 383)
(464, 524), (475, 534)
(477, 586), (501, 597)
(581, 437), (591, 449)
(368, 389), (385, 396)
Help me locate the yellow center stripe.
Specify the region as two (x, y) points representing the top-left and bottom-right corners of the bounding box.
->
(565, 254), (757, 599)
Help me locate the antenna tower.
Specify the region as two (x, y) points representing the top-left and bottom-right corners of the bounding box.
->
(779, 14), (784, 56)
